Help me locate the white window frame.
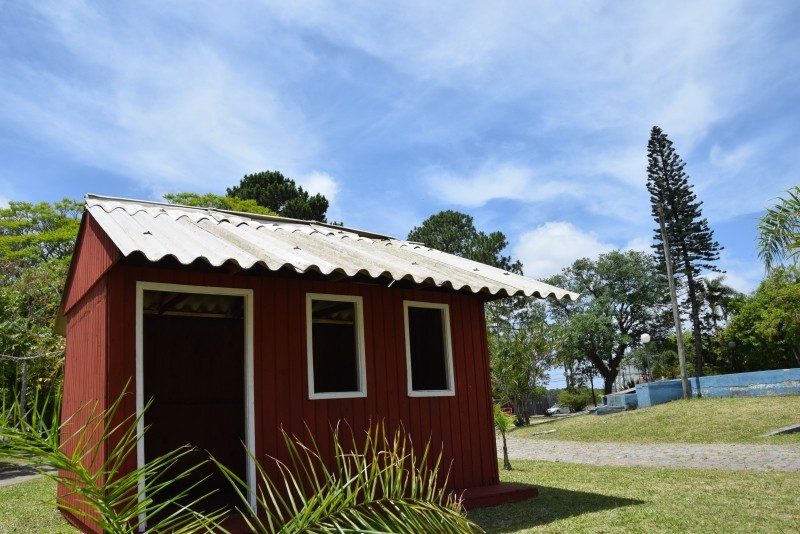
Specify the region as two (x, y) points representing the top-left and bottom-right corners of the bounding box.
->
(403, 300), (456, 397)
(135, 281), (256, 530)
(306, 293), (367, 400)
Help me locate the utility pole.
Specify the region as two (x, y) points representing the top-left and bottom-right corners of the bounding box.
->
(657, 203), (691, 399)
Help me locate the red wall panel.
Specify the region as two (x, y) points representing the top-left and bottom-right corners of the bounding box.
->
(63, 214), (119, 314)
(59, 279), (108, 533)
(99, 263), (499, 507)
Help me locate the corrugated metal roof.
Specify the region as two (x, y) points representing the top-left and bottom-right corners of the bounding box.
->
(85, 194), (577, 301)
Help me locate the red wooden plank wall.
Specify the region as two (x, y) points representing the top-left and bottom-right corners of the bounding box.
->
(101, 263), (499, 497)
(59, 280), (108, 533)
(63, 214), (119, 314)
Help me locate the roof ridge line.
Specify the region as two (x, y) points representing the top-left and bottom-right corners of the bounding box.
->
(85, 193), (399, 241)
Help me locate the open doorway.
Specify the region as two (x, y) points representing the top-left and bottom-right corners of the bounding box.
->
(137, 283), (254, 517)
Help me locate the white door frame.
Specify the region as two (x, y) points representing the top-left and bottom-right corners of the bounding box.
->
(135, 281), (256, 528)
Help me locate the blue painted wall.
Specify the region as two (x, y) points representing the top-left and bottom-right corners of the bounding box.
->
(636, 380), (685, 408)
(698, 368), (800, 398)
(635, 368), (800, 408)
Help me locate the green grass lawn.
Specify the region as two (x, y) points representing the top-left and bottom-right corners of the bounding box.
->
(3, 462), (799, 533)
(0, 478), (75, 533)
(512, 396), (800, 444)
(471, 460), (800, 533)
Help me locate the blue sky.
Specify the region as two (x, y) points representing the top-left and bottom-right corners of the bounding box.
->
(1, 1), (798, 291)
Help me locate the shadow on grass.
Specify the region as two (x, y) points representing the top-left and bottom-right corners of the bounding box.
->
(468, 485), (644, 533)
(0, 461), (40, 482)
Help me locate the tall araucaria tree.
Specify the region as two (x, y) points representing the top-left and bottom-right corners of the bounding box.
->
(646, 126), (722, 380)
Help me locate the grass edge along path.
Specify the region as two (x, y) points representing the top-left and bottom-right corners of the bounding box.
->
(470, 460), (800, 533)
(512, 396), (800, 444)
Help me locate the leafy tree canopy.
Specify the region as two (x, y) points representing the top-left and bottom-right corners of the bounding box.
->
(227, 171), (330, 222)
(0, 199), (82, 279)
(721, 266), (800, 370)
(758, 185), (800, 271)
(0, 259), (67, 401)
(408, 210), (522, 273)
(547, 250), (669, 393)
(163, 192), (277, 216)
(489, 301), (552, 424)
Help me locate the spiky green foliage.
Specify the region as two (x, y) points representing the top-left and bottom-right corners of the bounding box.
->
(493, 405), (515, 471)
(163, 192), (278, 216)
(214, 424), (482, 533)
(758, 186), (800, 271)
(0, 387), (224, 533)
(227, 171), (330, 222)
(646, 126), (722, 379)
(408, 211), (522, 273)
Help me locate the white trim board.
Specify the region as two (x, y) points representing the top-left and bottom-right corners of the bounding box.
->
(305, 292), (367, 400)
(403, 300), (456, 397)
(135, 281), (256, 529)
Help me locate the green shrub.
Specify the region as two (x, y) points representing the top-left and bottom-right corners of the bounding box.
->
(557, 388), (598, 412)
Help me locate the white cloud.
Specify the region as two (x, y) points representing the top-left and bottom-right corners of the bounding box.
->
(0, 2), (321, 196)
(514, 221), (615, 278)
(424, 161), (575, 207)
(625, 235), (654, 253)
(299, 171), (339, 205)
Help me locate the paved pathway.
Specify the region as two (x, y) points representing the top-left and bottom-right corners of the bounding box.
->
(0, 463), (46, 488)
(498, 437), (800, 471)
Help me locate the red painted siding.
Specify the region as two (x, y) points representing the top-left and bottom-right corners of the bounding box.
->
(63, 214), (119, 314)
(59, 279), (108, 534)
(100, 263), (499, 495)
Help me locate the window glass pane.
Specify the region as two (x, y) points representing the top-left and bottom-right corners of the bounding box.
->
(311, 299), (359, 393)
(408, 306), (449, 391)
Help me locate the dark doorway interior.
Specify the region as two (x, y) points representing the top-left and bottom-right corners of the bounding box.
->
(143, 290), (246, 514)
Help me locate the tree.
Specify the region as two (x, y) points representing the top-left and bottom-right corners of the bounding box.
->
(758, 185), (800, 271)
(163, 192), (277, 216)
(646, 126), (722, 379)
(0, 199), (80, 407)
(700, 275), (741, 331)
(408, 211), (522, 273)
(493, 405), (515, 471)
(720, 266), (800, 370)
(548, 250), (669, 394)
(0, 199), (82, 281)
(227, 171), (330, 222)
(0, 259), (67, 408)
(488, 301), (552, 425)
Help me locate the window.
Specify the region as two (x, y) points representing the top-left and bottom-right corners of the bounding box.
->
(403, 301), (455, 396)
(306, 293), (366, 399)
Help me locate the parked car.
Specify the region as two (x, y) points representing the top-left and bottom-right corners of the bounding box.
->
(545, 404), (571, 416)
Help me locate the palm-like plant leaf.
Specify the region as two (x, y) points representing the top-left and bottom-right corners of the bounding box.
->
(213, 423), (482, 533)
(0, 386), (227, 533)
(758, 186), (800, 270)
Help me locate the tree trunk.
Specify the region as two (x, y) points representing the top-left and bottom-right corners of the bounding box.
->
(501, 432), (512, 470)
(684, 260), (704, 397)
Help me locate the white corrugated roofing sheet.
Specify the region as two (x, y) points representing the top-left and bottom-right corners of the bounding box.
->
(86, 194), (577, 301)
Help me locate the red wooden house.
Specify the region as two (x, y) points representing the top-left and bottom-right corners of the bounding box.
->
(59, 194), (574, 532)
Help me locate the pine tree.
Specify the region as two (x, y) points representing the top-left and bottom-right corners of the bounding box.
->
(646, 126), (722, 381)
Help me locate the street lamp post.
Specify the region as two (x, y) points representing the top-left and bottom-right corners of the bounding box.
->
(640, 333), (651, 382)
